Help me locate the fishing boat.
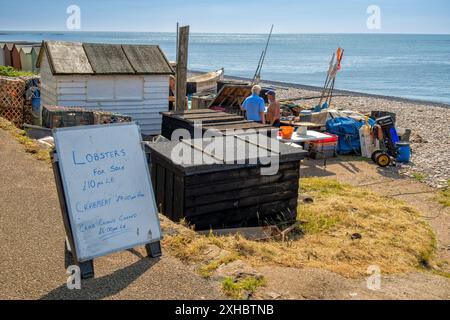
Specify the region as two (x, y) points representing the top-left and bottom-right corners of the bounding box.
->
(186, 68), (224, 94)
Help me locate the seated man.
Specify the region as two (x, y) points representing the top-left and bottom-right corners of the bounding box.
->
(241, 85), (266, 124)
(266, 90), (280, 127)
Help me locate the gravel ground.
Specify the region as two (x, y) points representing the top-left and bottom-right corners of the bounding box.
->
(221, 74), (449, 189)
(273, 86), (450, 189)
(0, 129), (224, 300)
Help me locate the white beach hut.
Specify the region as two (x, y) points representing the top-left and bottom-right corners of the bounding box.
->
(36, 40), (174, 135)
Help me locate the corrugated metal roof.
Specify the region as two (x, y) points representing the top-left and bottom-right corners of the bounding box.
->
(37, 40), (174, 75)
(83, 43), (135, 74)
(122, 45), (174, 74)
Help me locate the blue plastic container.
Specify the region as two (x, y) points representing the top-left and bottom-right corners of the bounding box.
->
(396, 141), (411, 163)
(31, 97), (41, 113)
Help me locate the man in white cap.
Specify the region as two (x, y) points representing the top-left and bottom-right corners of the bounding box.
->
(241, 85), (266, 124)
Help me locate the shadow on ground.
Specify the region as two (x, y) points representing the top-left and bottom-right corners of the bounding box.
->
(40, 256), (158, 300)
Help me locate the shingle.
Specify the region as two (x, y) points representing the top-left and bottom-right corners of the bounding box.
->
(44, 41), (93, 74)
(38, 41), (174, 75)
(122, 45), (173, 74)
(83, 43), (134, 74)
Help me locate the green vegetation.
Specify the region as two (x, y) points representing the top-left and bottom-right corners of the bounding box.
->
(221, 276), (266, 299)
(0, 117), (50, 162)
(198, 254), (239, 278)
(0, 66), (36, 77)
(411, 172), (427, 182)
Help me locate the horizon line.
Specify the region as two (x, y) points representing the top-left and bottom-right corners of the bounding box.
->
(1, 29), (450, 36)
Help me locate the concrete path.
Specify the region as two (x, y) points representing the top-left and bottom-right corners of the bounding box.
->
(0, 129), (224, 300)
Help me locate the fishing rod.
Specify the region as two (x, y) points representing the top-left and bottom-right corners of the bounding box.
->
(318, 52), (336, 107)
(252, 24), (274, 85)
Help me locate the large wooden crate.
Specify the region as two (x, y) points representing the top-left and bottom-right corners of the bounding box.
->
(145, 136), (307, 230)
(161, 108), (276, 140)
(191, 93), (215, 110)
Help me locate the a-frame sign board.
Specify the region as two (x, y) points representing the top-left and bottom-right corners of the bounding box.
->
(51, 123), (162, 279)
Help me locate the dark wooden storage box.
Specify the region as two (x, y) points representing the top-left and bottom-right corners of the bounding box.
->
(161, 109), (276, 140)
(145, 136), (307, 230)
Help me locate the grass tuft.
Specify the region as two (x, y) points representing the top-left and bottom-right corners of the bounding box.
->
(411, 172), (427, 182)
(221, 276), (266, 299)
(0, 117), (51, 163)
(198, 254), (239, 278)
(436, 181), (450, 207)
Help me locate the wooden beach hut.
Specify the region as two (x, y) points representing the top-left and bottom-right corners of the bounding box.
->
(11, 44), (22, 70)
(37, 40), (174, 135)
(0, 43), (5, 66)
(19, 45), (33, 72)
(3, 43), (13, 67)
(31, 46), (40, 73)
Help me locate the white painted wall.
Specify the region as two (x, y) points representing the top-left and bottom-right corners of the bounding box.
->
(40, 55), (58, 106)
(40, 54), (170, 135)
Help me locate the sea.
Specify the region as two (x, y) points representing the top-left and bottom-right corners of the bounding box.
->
(1, 31), (450, 105)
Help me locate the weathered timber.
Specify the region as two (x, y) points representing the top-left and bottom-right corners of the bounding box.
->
(161, 108), (276, 139)
(145, 136), (306, 230)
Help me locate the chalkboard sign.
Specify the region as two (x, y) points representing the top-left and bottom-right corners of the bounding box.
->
(53, 123), (161, 262)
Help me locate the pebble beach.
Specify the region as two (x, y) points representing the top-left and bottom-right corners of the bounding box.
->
(267, 81), (450, 189)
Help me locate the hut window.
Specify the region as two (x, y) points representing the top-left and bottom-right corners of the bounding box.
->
(115, 77), (143, 100)
(87, 78), (114, 100)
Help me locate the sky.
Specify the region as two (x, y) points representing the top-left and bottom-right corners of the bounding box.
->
(0, 0), (449, 34)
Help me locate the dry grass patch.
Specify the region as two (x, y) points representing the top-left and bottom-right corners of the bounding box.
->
(161, 178), (436, 278)
(436, 181), (450, 207)
(0, 117), (51, 163)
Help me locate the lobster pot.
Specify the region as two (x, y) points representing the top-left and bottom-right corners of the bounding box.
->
(145, 136), (307, 230)
(0, 77), (25, 127)
(42, 106), (95, 128)
(161, 109), (276, 140)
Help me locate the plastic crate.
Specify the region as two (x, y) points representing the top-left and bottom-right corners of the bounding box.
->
(305, 133), (338, 159)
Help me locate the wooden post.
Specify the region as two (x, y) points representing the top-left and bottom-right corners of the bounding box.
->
(175, 25), (189, 111)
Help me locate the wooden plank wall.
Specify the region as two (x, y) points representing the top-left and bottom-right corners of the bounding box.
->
(150, 152), (300, 230)
(40, 55), (58, 106)
(184, 162), (299, 230)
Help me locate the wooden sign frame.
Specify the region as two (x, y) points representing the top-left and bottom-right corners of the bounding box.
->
(51, 124), (162, 279)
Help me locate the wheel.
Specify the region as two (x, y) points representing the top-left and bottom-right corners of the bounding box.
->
(371, 150), (383, 163)
(375, 153), (391, 167)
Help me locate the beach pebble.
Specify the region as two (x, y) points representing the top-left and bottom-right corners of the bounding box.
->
(268, 83), (450, 188)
